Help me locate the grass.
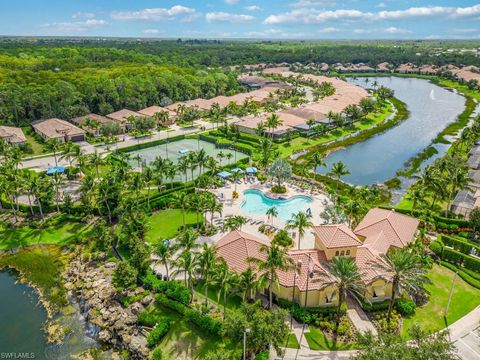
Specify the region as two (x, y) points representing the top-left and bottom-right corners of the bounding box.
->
(146, 304), (240, 360)
(0, 245), (67, 310)
(194, 281), (243, 310)
(284, 332), (301, 349)
(0, 215), (94, 250)
(146, 209), (201, 243)
(304, 327), (358, 351)
(23, 130), (45, 156)
(401, 264), (480, 338)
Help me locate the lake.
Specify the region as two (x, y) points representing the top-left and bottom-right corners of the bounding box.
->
(0, 270), (101, 359)
(317, 77), (466, 185)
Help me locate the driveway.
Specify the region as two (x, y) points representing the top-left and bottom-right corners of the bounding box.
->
(454, 326), (480, 360)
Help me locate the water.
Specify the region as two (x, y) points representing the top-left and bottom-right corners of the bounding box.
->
(127, 138), (247, 179)
(317, 77), (465, 185)
(241, 189), (312, 222)
(0, 270), (102, 360)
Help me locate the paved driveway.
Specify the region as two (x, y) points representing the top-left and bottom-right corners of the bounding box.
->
(455, 326), (480, 360)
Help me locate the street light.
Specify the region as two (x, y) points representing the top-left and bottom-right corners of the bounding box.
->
(243, 328), (251, 360)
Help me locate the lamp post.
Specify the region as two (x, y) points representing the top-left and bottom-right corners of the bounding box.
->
(295, 255), (313, 360)
(290, 260), (302, 330)
(243, 328), (251, 360)
(445, 271), (458, 318)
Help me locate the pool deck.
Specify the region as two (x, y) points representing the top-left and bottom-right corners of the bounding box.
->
(203, 180), (331, 249)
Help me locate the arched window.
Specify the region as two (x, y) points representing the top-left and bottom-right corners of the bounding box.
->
(335, 251), (339, 256)
(346, 249), (350, 255)
(340, 250), (345, 256)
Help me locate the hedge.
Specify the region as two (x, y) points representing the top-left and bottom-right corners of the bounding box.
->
(147, 318), (170, 347)
(276, 298), (339, 324)
(359, 299), (391, 313)
(155, 293), (223, 336)
(199, 134), (253, 156)
(442, 247), (480, 273)
(119, 134), (186, 153)
(440, 261), (480, 289)
(378, 206), (470, 228)
(441, 235), (480, 256)
(141, 271), (190, 305)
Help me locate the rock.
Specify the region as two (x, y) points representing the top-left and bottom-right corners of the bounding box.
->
(141, 294), (154, 306)
(129, 302), (144, 316)
(98, 329), (112, 342)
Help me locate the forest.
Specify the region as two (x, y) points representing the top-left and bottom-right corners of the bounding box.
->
(0, 38), (479, 125)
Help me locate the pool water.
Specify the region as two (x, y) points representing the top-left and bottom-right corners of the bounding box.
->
(241, 189), (312, 222)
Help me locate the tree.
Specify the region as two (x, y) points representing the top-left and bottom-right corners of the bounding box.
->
(374, 249), (429, 323)
(268, 158), (292, 187)
(328, 161), (350, 204)
(470, 207), (480, 232)
(258, 138), (274, 172)
(173, 251), (199, 302)
(177, 228), (200, 253)
(223, 215), (247, 231)
(112, 261), (138, 290)
(51, 172), (65, 212)
(46, 139), (61, 167)
(213, 261), (239, 319)
(223, 302), (289, 358)
(320, 256), (365, 329)
(266, 206), (278, 225)
(286, 211), (313, 250)
(197, 243), (220, 307)
(248, 243), (294, 309)
(155, 242), (174, 280)
(239, 267), (261, 303)
(171, 191), (190, 228)
(308, 151), (326, 185)
(272, 229), (294, 248)
(355, 324), (458, 360)
(266, 113), (283, 138)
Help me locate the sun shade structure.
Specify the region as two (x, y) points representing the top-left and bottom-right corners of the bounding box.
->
(178, 148), (190, 155)
(217, 171), (232, 179)
(245, 167), (257, 174)
(231, 167), (244, 174)
(46, 166), (66, 176)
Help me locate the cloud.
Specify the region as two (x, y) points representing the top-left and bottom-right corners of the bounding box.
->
(384, 26), (411, 34)
(41, 19), (107, 33)
(144, 29), (161, 34)
(111, 5), (196, 22)
(245, 5), (261, 11)
(452, 28), (479, 33)
(206, 12), (255, 23)
(290, 0), (337, 8)
(376, 2), (386, 8)
(224, 0), (240, 4)
(264, 4), (480, 25)
(317, 27), (341, 33)
(353, 27), (411, 35)
(72, 12), (95, 19)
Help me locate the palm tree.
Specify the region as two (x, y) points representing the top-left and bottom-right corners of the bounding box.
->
(173, 251), (199, 303)
(197, 243), (219, 307)
(155, 242), (174, 279)
(266, 206), (278, 225)
(52, 172), (65, 212)
(171, 192), (190, 228)
(321, 256), (365, 329)
(374, 249), (429, 323)
(223, 215), (247, 232)
(239, 267), (260, 303)
(308, 151), (326, 185)
(196, 148), (208, 177)
(129, 172), (145, 210)
(46, 139), (61, 167)
(248, 243), (294, 309)
(143, 166), (154, 209)
(60, 141), (81, 167)
(406, 185), (425, 211)
(328, 161), (350, 205)
(214, 261), (238, 319)
(266, 113), (282, 138)
(177, 228), (200, 253)
(207, 196), (223, 225)
(286, 211), (313, 250)
(89, 151), (104, 179)
(177, 156), (189, 184)
(258, 138), (273, 172)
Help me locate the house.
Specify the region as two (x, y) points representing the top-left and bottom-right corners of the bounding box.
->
(216, 208), (419, 307)
(451, 189), (480, 218)
(106, 109), (144, 130)
(376, 62), (391, 73)
(0, 126), (27, 146)
(138, 106), (177, 124)
(71, 113), (116, 136)
(32, 118), (86, 143)
(234, 115), (293, 139)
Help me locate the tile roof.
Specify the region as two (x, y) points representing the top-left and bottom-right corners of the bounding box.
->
(354, 208), (419, 253)
(313, 224), (362, 249)
(71, 113), (112, 126)
(355, 246), (390, 284)
(281, 107), (328, 122)
(106, 109), (144, 122)
(33, 118), (85, 139)
(138, 106), (176, 117)
(0, 126), (26, 144)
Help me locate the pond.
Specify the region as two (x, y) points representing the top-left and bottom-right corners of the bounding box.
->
(0, 270), (101, 359)
(317, 77), (466, 185)
(127, 138), (247, 180)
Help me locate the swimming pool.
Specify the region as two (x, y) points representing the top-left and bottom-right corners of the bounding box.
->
(241, 189), (313, 222)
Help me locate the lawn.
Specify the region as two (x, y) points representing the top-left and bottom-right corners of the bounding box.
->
(23, 129), (45, 156)
(146, 209), (202, 243)
(194, 281), (243, 310)
(401, 264), (480, 338)
(284, 332), (301, 349)
(0, 215), (94, 250)
(147, 304), (240, 360)
(304, 327), (358, 351)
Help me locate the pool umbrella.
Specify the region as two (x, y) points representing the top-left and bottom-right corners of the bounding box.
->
(245, 167), (257, 174)
(46, 166), (66, 176)
(217, 171), (232, 179)
(231, 167), (244, 174)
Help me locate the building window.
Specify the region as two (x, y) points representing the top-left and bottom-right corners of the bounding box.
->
(335, 251), (339, 256)
(346, 249), (350, 256)
(340, 250), (345, 256)
(373, 289), (378, 298)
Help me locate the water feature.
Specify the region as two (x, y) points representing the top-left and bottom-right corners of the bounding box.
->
(241, 189), (312, 222)
(127, 138), (247, 179)
(317, 77), (466, 185)
(0, 269), (102, 360)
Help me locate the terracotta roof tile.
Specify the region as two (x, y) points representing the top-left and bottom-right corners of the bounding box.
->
(313, 224), (362, 248)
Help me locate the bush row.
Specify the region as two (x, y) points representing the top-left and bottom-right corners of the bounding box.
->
(138, 310), (163, 328)
(199, 134), (253, 155)
(378, 206), (470, 228)
(442, 247), (480, 272)
(441, 235), (480, 256)
(146, 318), (170, 347)
(119, 134), (186, 153)
(141, 271), (190, 305)
(359, 299), (390, 313)
(155, 293), (223, 336)
(276, 298), (340, 324)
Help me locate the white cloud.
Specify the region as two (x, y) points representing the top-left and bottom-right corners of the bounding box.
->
(353, 27), (410, 35)
(41, 19), (107, 33)
(72, 12), (95, 19)
(376, 2), (386, 8)
(144, 29), (161, 34)
(317, 27), (341, 33)
(111, 5), (196, 22)
(245, 5), (261, 11)
(384, 26), (411, 34)
(206, 12), (255, 23)
(290, 0), (337, 8)
(224, 0), (240, 4)
(264, 4), (480, 25)
(452, 28), (479, 33)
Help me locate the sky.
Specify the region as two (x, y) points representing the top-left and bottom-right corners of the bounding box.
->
(1, 0), (479, 39)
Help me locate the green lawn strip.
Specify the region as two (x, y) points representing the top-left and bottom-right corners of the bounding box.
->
(304, 327), (358, 351)
(23, 130), (45, 156)
(147, 304), (240, 360)
(146, 209), (201, 243)
(401, 264), (480, 338)
(0, 216), (94, 250)
(194, 281), (243, 310)
(284, 332), (301, 349)
(0, 246), (67, 309)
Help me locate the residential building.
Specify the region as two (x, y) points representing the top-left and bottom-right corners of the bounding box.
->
(106, 109), (144, 130)
(138, 106), (177, 124)
(32, 118), (86, 143)
(71, 113), (115, 136)
(0, 126), (27, 146)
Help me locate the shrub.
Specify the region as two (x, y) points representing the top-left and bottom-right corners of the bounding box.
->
(360, 300), (390, 313)
(147, 318), (170, 347)
(112, 261), (138, 290)
(141, 271), (190, 305)
(271, 184), (287, 194)
(138, 310), (163, 327)
(395, 299), (416, 316)
(151, 347), (163, 360)
(429, 241), (444, 256)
